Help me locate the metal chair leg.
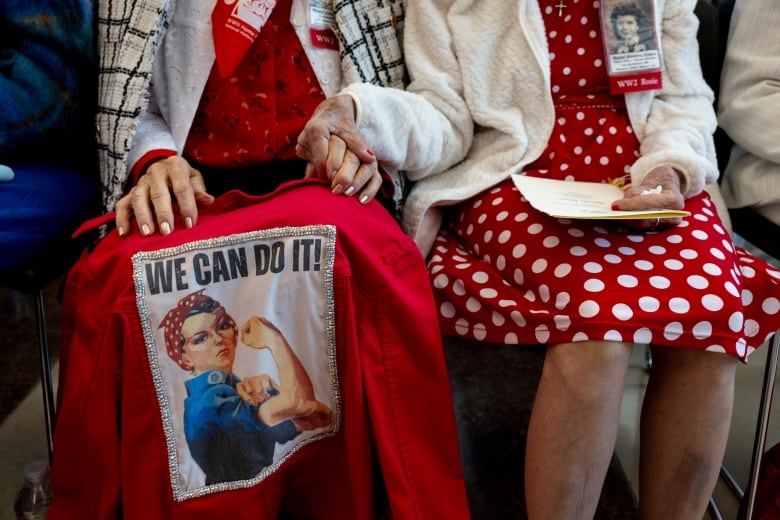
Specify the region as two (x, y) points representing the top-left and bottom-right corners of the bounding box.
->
(33, 289), (56, 462)
(740, 331), (780, 520)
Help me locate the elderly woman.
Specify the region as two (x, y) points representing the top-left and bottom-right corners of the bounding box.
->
(298, 0), (780, 517)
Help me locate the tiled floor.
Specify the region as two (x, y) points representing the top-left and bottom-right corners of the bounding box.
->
(0, 236), (778, 519)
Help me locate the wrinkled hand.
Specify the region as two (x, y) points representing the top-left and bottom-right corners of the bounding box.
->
(611, 165), (685, 230)
(115, 155), (216, 237)
(237, 374), (280, 407)
(240, 316), (282, 350)
(296, 95), (381, 204)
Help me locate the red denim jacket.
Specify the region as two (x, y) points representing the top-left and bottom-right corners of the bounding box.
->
(49, 180), (470, 519)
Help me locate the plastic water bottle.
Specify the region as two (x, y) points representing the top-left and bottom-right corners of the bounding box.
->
(13, 460), (53, 520)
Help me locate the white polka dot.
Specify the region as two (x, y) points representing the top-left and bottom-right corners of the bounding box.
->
(648, 245), (666, 255)
(725, 281), (739, 298)
(669, 297), (691, 314)
(532, 259), (548, 273)
(496, 255), (506, 271)
(573, 332), (590, 341)
(729, 312), (744, 333)
(584, 262), (603, 273)
(539, 284), (551, 303)
(763, 297), (780, 315)
(466, 297), (481, 312)
(594, 238), (611, 248)
(554, 263), (572, 277)
(579, 300), (600, 318)
(742, 265), (757, 279)
(554, 315), (571, 331)
(480, 288), (498, 299)
(455, 319), (469, 335)
(473, 324), (487, 341)
(496, 210), (509, 221)
(472, 271), (489, 284)
(568, 228), (585, 238)
(571, 246), (588, 256)
(584, 279), (606, 292)
(664, 322), (684, 341)
(514, 269), (525, 285)
(634, 328), (652, 344)
(710, 247), (726, 260)
(736, 339), (747, 358)
(513, 244), (527, 258)
(498, 299), (516, 308)
(703, 263), (723, 276)
(612, 304), (633, 321)
(535, 325), (551, 343)
(618, 246), (636, 256)
(692, 230), (709, 240)
(745, 319), (760, 338)
(634, 260), (654, 270)
(666, 234), (683, 244)
(440, 302), (456, 318)
(649, 276), (671, 289)
(687, 275), (709, 290)
(544, 235), (561, 248)
(617, 275), (638, 288)
(433, 273), (449, 289)
(505, 332), (519, 344)
(742, 289), (754, 306)
(452, 279), (466, 296)
(528, 223), (544, 234)
(515, 212), (529, 222)
(605, 254), (622, 264)
(511, 310), (526, 327)
(491, 197), (504, 206)
(701, 294), (723, 312)
(556, 292), (571, 309)
(604, 330), (623, 342)
(664, 259), (684, 270)
(692, 321), (713, 339)
(638, 296), (660, 312)
(706, 345), (727, 354)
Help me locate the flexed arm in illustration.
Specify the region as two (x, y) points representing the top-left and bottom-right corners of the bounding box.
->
(240, 316), (332, 431)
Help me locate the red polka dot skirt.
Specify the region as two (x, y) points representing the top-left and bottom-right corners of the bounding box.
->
(427, 0), (780, 361)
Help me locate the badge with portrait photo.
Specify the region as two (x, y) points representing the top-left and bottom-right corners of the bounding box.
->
(600, 0), (663, 93)
(132, 226), (339, 501)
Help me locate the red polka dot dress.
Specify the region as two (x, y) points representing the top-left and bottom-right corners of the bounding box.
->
(427, 0), (780, 362)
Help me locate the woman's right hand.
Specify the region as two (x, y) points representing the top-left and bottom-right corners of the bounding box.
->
(115, 156), (215, 237)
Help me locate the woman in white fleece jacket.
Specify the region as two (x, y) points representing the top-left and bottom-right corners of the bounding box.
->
(297, 0), (780, 518)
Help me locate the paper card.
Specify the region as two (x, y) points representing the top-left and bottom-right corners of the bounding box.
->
(510, 174), (690, 220)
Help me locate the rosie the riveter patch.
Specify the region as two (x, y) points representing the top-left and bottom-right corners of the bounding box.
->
(132, 225), (339, 501)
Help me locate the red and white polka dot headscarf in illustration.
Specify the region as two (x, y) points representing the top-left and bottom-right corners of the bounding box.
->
(158, 289), (233, 370)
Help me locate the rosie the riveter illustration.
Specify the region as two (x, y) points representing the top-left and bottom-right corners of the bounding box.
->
(159, 289), (332, 485)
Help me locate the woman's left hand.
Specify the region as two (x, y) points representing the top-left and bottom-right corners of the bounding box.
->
(611, 165), (685, 230)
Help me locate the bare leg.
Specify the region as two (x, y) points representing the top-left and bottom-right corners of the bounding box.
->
(525, 341), (633, 520)
(638, 347), (737, 520)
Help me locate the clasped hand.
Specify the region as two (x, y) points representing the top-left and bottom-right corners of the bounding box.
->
(115, 95), (382, 237)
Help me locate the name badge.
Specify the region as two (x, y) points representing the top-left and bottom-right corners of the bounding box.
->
(600, 0), (663, 94)
(309, 0), (339, 50)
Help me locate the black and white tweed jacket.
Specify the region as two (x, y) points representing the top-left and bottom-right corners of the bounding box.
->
(95, 0), (406, 214)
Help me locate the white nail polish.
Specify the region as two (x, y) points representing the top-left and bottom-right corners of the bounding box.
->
(345, 186), (355, 196)
(161, 222), (171, 235)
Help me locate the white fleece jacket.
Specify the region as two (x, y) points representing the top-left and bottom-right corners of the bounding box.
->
(342, 0), (718, 255)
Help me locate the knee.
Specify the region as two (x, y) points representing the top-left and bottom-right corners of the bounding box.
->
(542, 341), (633, 403)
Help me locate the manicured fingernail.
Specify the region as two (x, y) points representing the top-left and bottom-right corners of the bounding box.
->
(117, 226), (125, 237)
(185, 217), (193, 229)
(366, 149), (374, 156)
(141, 224), (151, 236)
(345, 186), (355, 196)
(332, 184), (344, 195)
(160, 221), (171, 235)
(360, 195), (370, 204)
(611, 203), (619, 210)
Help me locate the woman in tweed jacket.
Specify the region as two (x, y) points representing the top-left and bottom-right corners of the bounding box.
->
(50, 1), (471, 518)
